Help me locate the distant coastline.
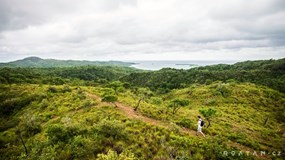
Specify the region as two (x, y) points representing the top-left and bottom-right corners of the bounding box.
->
(129, 60), (236, 70)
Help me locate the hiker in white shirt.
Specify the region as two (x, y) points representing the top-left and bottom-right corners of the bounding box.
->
(196, 116), (205, 137)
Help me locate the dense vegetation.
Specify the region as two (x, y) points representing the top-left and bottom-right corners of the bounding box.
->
(0, 66), (141, 85)
(121, 58), (285, 93)
(0, 58), (284, 160)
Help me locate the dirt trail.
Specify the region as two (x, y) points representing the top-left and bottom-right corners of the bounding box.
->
(86, 92), (196, 135)
(86, 92), (268, 159)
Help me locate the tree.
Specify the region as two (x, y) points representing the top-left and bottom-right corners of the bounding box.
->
(199, 108), (217, 128)
(15, 127), (28, 156)
(107, 81), (123, 94)
(102, 94), (118, 107)
(133, 88), (153, 111)
(168, 99), (190, 115)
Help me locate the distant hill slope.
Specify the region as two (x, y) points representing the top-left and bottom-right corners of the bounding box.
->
(0, 66), (141, 85)
(121, 58), (285, 93)
(0, 57), (135, 68)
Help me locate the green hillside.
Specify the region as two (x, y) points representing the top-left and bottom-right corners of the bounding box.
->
(0, 66), (141, 85)
(0, 57), (135, 68)
(0, 58), (284, 159)
(121, 58), (285, 93)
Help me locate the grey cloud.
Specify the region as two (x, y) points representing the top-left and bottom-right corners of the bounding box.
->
(0, 0), (284, 61)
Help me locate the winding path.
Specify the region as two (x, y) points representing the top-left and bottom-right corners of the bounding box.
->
(86, 92), (196, 134)
(86, 92), (268, 159)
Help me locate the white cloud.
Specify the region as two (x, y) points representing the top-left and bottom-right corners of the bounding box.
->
(0, 0), (284, 61)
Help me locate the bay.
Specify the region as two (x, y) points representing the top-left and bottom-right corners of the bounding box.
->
(129, 60), (237, 70)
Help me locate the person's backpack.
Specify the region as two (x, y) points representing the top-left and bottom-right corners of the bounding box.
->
(200, 120), (204, 127)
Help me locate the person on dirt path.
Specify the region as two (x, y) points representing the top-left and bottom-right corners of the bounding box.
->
(196, 116), (205, 137)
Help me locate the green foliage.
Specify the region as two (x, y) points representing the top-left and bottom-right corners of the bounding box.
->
(175, 118), (192, 129)
(93, 119), (126, 140)
(133, 87), (153, 98)
(133, 87), (153, 111)
(199, 108), (217, 118)
(97, 150), (136, 160)
(22, 115), (42, 137)
(0, 58), (285, 160)
(150, 97), (163, 105)
(0, 65), (140, 85)
(216, 83), (232, 97)
(0, 93), (36, 117)
(199, 108), (217, 128)
(0, 56), (135, 68)
(168, 98), (190, 114)
(47, 86), (57, 93)
(102, 94), (118, 104)
(46, 124), (69, 144)
(81, 100), (95, 108)
(107, 81), (124, 94)
(62, 85), (72, 92)
(121, 58), (285, 93)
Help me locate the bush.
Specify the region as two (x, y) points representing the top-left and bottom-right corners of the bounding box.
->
(102, 94), (118, 104)
(62, 85), (72, 93)
(40, 99), (49, 109)
(24, 118), (42, 137)
(97, 150), (136, 160)
(0, 118), (19, 132)
(47, 86), (57, 93)
(81, 100), (95, 108)
(0, 95), (35, 117)
(216, 83), (232, 97)
(150, 97), (162, 105)
(69, 135), (91, 158)
(77, 88), (86, 100)
(93, 120), (126, 140)
(46, 124), (69, 144)
(204, 98), (217, 106)
(176, 118), (192, 129)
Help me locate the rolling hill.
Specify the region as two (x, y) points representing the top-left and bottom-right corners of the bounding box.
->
(0, 57), (135, 68)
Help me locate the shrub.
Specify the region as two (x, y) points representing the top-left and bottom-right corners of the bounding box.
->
(176, 118), (192, 129)
(47, 86), (57, 93)
(0, 118), (19, 132)
(0, 95), (35, 117)
(150, 97), (162, 105)
(69, 135), (91, 158)
(62, 85), (72, 93)
(204, 98), (217, 106)
(24, 117), (42, 137)
(216, 83), (231, 97)
(167, 99), (190, 114)
(94, 120), (126, 140)
(46, 124), (69, 144)
(102, 94), (118, 103)
(81, 100), (95, 108)
(97, 150), (136, 160)
(40, 99), (49, 109)
(77, 89), (86, 100)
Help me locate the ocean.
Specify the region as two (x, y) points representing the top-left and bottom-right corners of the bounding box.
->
(129, 60), (237, 70)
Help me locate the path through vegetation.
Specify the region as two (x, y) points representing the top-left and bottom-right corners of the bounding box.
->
(86, 92), (268, 159)
(86, 92), (196, 135)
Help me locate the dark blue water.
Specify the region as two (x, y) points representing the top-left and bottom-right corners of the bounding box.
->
(129, 60), (237, 70)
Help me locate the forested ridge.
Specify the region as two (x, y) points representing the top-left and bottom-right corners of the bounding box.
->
(0, 57), (134, 68)
(121, 58), (285, 93)
(0, 58), (284, 160)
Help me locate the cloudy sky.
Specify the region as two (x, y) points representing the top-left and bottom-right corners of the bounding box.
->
(0, 0), (285, 62)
